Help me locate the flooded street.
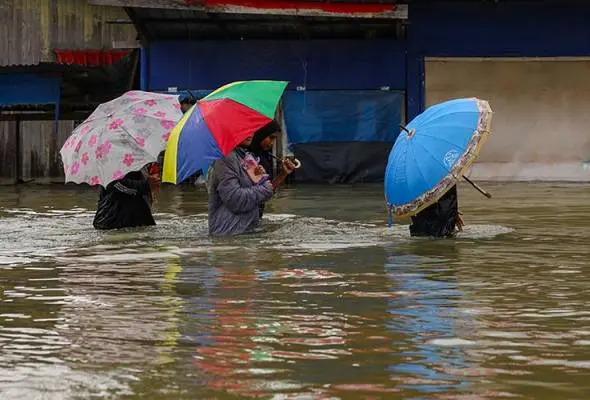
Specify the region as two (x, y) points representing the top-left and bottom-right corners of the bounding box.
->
(1, 182), (589, 399)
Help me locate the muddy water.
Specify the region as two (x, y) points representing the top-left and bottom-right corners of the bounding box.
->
(0, 182), (589, 399)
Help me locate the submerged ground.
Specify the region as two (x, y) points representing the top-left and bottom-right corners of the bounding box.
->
(0, 182), (588, 399)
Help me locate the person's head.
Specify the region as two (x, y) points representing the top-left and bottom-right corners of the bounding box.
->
(250, 120), (281, 154)
(178, 91), (197, 114)
(239, 135), (254, 148)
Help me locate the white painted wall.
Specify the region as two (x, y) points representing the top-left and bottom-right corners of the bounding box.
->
(425, 58), (590, 181)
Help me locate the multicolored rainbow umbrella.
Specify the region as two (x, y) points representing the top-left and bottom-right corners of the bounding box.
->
(162, 80), (288, 184)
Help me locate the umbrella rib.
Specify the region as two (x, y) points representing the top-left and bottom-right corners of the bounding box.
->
(413, 139), (455, 173)
(408, 141), (430, 199)
(390, 141), (409, 203)
(417, 120), (476, 134)
(118, 123), (159, 158)
(416, 108), (477, 127)
(415, 132), (467, 154)
(399, 145), (413, 204)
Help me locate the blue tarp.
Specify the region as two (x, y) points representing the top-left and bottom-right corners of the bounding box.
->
(283, 90), (404, 144)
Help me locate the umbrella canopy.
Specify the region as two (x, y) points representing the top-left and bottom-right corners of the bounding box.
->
(60, 90), (183, 187)
(384, 98), (493, 218)
(162, 80), (288, 184)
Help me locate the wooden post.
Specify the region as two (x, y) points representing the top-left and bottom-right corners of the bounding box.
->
(274, 101), (285, 177)
(15, 117), (22, 184)
(49, 97), (61, 179)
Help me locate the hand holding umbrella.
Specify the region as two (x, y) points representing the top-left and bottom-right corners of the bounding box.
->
(270, 158), (298, 191)
(265, 152), (301, 191)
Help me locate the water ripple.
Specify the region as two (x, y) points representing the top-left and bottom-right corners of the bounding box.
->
(0, 183), (588, 398)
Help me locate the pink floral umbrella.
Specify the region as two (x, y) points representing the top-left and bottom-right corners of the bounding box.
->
(60, 90), (183, 187)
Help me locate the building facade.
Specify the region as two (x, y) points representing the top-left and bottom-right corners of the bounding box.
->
(0, 0), (137, 183)
(3, 0), (590, 182)
(125, 0), (590, 182)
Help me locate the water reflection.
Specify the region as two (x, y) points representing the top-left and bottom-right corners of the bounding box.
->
(1, 183), (590, 398)
(386, 245), (475, 396)
(175, 247), (406, 398)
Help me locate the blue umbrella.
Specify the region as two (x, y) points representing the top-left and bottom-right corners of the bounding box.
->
(384, 98), (493, 222)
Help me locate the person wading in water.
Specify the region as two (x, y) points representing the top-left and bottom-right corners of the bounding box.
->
(92, 164), (161, 230)
(207, 133), (295, 236)
(248, 120), (283, 218)
(409, 184), (465, 238)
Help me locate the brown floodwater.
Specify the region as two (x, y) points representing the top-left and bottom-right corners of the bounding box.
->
(0, 182), (589, 399)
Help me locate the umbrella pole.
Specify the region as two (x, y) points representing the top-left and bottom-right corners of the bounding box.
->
(462, 175), (492, 198)
(268, 152), (302, 170)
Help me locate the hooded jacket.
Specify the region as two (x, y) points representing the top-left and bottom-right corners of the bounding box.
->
(207, 148), (274, 236)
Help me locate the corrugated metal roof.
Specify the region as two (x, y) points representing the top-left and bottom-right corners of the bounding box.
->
(0, 0), (44, 66)
(54, 0), (136, 49)
(133, 6), (402, 39)
(0, 0), (137, 67)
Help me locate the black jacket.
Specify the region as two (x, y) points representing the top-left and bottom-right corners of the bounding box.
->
(410, 185), (459, 238)
(93, 171), (156, 230)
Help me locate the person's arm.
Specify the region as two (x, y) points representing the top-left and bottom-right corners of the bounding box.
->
(446, 185), (464, 232)
(270, 159), (296, 191)
(217, 159), (273, 213)
(112, 176), (150, 196)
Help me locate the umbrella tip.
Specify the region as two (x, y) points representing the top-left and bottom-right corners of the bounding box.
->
(400, 124), (416, 138)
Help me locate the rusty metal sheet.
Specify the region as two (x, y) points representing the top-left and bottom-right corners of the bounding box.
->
(0, 0), (136, 67)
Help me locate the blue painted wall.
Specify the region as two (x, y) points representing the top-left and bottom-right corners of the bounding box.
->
(410, 2), (590, 57)
(143, 2), (590, 120)
(147, 39), (407, 91)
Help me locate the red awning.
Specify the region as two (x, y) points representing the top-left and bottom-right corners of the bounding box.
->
(55, 49), (133, 66)
(187, 0), (405, 18)
(88, 0), (407, 19)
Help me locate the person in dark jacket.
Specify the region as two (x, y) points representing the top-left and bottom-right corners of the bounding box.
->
(249, 120), (282, 218)
(207, 135), (295, 237)
(178, 91), (197, 114)
(92, 166), (160, 230)
(249, 120), (281, 179)
(409, 184), (464, 238)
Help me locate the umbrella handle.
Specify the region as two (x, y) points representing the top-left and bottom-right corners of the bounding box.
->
(462, 175), (492, 198)
(290, 158), (302, 169)
(269, 153), (302, 170)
